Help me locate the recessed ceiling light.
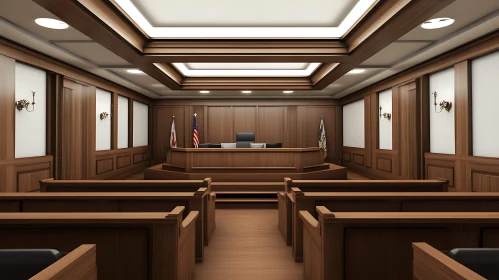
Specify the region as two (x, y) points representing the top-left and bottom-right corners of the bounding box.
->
(348, 69), (365, 74)
(35, 18), (69, 30)
(127, 69), (144, 74)
(283, 91), (294, 94)
(199, 90), (210, 94)
(241, 90), (252, 94)
(421, 17), (455, 29)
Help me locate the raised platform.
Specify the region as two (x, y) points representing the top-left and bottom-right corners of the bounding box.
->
(144, 163), (347, 182)
(144, 163), (347, 205)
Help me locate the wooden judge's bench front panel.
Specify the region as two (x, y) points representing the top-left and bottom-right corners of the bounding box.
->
(145, 148), (347, 182)
(170, 148), (324, 172)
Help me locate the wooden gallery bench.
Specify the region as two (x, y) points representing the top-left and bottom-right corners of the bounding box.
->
(413, 242), (486, 280)
(0, 191), (209, 262)
(278, 178), (449, 246)
(0, 207), (197, 280)
(300, 207), (499, 280)
(40, 178), (216, 245)
(27, 244), (97, 280)
(291, 191), (499, 261)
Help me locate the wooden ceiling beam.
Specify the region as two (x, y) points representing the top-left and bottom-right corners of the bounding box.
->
(313, 0), (455, 89)
(143, 40), (348, 63)
(33, 0), (181, 90)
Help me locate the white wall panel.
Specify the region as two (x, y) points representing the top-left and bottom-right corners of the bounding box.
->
(133, 100), (148, 147)
(15, 63), (46, 158)
(343, 99), (365, 148)
(472, 51), (499, 157)
(95, 88), (111, 151)
(429, 67), (455, 154)
(118, 95), (129, 149)
(378, 89), (392, 150)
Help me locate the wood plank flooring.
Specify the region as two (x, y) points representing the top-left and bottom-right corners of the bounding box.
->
(196, 209), (303, 280)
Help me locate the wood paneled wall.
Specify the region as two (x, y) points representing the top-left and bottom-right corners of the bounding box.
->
(0, 38), (153, 191)
(340, 31), (499, 192)
(153, 100), (341, 165)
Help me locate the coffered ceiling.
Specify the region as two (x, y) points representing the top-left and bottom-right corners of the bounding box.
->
(0, 0), (497, 99)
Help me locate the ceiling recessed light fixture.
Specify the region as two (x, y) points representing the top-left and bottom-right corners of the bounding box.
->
(421, 17), (455, 29)
(199, 90), (210, 94)
(348, 69), (365, 74)
(35, 18), (69, 30)
(283, 91), (294, 94)
(127, 69), (144, 74)
(241, 90), (252, 94)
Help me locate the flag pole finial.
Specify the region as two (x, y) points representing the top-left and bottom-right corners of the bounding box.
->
(173, 115), (175, 118)
(194, 113), (197, 117)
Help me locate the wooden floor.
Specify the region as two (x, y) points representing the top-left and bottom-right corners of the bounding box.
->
(196, 209), (303, 280)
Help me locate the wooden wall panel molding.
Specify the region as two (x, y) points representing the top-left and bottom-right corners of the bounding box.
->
(353, 154), (364, 165)
(96, 158), (113, 175)
(116, 154), (131, 169)
(375, 151), (394, 173)
(467, 159), (499, 192)
(342, 152), (351, 162)
(0, 156), (53, 192)
(425, 156), (455, 188)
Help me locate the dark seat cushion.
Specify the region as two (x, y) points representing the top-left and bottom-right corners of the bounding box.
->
(209, 144), (221, 148)
(0, 249), (63, 280)
(198, 143), (210, 148)
(448, 248), (499, 279)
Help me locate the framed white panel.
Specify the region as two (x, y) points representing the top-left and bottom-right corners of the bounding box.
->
(133, 100), (149, 147)
(95, 88), (111, 151)
(429, 67), (455, 154)
(117, 95), (129, 149)
(472, 51), (499, 158)
(378, 89), (392, 150)
(15, 63), (46, 158)
(343, 99), (365, 148)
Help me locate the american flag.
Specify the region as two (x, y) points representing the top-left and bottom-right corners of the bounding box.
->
(193, 113), (199, 148)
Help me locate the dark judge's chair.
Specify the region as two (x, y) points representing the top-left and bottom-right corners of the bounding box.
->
(236, 132), (255, 148)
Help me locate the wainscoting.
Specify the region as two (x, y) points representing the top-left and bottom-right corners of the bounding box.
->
(340, 31), (499, 190)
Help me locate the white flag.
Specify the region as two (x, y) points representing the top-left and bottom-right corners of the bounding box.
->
(318, 118), (327, 159)
(170, 118), (177, 148)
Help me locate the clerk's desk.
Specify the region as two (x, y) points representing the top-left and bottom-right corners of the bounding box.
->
(145, 147), (346, 182)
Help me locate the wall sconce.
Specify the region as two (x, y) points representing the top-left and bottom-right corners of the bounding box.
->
(379, 106), (391, 121)
(99, 105), (114, 120)
(99, 112), (109, 120)
(14, 91), (35, 112)
(431, 91), (452, 113)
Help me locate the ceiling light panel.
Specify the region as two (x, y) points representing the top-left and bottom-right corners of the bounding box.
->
(173, 63), (321, 77)
(114, 0), (377, 38)
(35, 18), (68, 29)
(421, 17), (455, 29)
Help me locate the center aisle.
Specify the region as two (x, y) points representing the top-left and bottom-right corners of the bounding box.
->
(196, 209), (303, 280)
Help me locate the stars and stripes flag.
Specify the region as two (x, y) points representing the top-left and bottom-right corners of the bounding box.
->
(318, 117), (327, 159)
(193, 113), (199, 148)
(170, 117), (177, 148)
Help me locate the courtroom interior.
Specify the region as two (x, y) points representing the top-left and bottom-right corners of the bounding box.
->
(0, 0), (499, 279)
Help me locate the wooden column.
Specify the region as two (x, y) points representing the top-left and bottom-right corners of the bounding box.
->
(454, 60), (472, 191)
(0, 55), (15, 191)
